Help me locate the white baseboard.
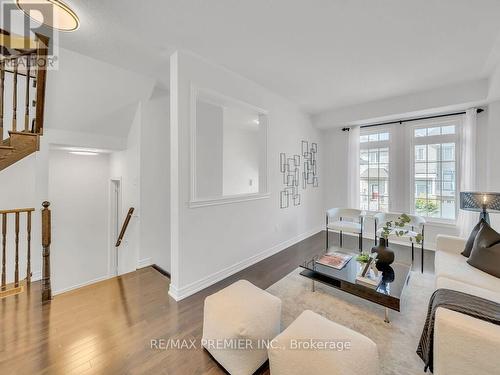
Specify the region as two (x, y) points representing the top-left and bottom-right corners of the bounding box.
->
(31, 270), (42, 282)
(53, 275), (110, 296)
(137, 257), (153, 269)
(168, 225), (323, 301)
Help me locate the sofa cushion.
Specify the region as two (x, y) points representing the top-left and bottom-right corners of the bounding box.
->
(461, 219), (486, 257)
(436, 277), (500, 304)
(435, 250), (500, 296)
(467, 223), (500, 278)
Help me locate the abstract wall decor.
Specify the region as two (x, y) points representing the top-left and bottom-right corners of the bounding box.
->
(280, 153), (301, 208)
(279, 141), (318, 208)
(302, 141), (318, 189)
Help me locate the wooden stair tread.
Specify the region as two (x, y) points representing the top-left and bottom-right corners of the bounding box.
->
(8, 131), (39, 137)
(0, 145), (14, 150)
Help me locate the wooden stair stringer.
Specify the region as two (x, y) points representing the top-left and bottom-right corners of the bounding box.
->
(0, 132), (40, 171)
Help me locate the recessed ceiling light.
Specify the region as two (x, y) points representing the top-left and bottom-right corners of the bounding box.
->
(16, 0), (80, 32)
(70, 151), (98, 156)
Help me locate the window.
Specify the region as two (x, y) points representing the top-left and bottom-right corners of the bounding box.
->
(360, 131), (390, 212)
(356, 118), (460, 222)
(413, 124), (457, 220)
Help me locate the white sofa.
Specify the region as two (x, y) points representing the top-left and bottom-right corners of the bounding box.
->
(434, 235), (500, 375)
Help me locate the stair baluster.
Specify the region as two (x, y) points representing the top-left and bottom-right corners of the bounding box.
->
(42, 201), (52, 303)
(0, 60), (4, 140)
(1, 213), (6, 291)
(12, 58), (17, 132)
(24, 56), (30, 132)
(0, 208), (38, 300)
(14, 212), (19, 288)
(26, 210), (31, 283)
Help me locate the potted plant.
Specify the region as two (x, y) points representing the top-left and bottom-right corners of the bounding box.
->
(356, 252), (372, 264)
(372, 214), (423, 266)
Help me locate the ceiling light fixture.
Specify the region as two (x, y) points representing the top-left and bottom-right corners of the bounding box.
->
(16, 0), (80, 32)
(70, 151), (98, 156)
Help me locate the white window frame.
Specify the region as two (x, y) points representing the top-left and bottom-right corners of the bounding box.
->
(408, 117), (461, 224)
(359, 127), (392, 213)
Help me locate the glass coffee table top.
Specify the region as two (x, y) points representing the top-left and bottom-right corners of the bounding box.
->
(300, 247), (411, 315)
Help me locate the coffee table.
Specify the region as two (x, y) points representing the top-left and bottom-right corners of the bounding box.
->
(299, 248), (411, 323)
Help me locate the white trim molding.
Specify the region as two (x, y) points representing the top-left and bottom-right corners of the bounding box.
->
(137, 257), (153, 269)
(168, 225), (323, 301)
(189, 84), (270, 208)
(53, 275), (110, 296)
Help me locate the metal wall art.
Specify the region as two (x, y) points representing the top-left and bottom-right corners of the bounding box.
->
(302, 141), (318, 189)
(279, 141), (319, 208)
(279, 153), (301, 208)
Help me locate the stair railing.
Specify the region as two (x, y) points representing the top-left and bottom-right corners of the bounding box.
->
(0, 207), (35, 298)
(0, 202), (52, 302)
(115, 207), (135, 247)
(0, 30), (49, 141)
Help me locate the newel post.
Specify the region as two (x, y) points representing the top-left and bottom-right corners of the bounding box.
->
(41, 201), (52, 302)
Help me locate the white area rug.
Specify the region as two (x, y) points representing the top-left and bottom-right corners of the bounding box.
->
(266, 268), (435, 375)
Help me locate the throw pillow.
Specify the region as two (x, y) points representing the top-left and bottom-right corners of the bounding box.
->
(467, 222), (500, 278)
(462, 219), (487, 257)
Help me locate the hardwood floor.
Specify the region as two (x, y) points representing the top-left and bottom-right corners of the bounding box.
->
(0, 231), (434, 374)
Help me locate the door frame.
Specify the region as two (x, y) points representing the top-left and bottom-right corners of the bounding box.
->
(109, 177), (122, 277)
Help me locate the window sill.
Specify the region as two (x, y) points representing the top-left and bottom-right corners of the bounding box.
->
(189, 193), (271, 208)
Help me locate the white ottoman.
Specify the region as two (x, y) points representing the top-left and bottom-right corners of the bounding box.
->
(202, 280), (281, 375)
(268, 310), (378, 375)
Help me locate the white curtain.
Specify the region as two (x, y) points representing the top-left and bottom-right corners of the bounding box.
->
(457, 109), (477, 237)
(347, 126), (360, 209)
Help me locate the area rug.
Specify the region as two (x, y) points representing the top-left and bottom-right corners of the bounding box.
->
(266, 268), (435, 375)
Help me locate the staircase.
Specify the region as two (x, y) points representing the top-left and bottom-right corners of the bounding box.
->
(0, 30), (48, 171)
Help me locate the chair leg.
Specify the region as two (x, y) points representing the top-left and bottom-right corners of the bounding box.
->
(340, 231), (343, 248)
(421, 244), (424, 274)
(326, 216), (329, 250)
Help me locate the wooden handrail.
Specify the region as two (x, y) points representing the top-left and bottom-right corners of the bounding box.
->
(115, 207), (134, 247)
(0, 207), (35, 214)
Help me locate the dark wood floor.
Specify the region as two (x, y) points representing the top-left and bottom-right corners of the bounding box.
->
(0, 231), (434, 375)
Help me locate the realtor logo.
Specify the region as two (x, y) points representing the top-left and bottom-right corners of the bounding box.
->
(1, 2), (59, 69)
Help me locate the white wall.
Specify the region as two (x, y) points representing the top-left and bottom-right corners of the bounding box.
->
(139, 89), (171, 273)
(222, 107), (260, 195)
(196, 100), (223, 198)
(48, 150), (111, 294)
(110, 104), (142, 275)
(170, 51), (324, 300)
(0, 155), (40, 283)
(314, 79), (489, 129)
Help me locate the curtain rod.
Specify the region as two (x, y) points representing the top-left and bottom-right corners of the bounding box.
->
(341, 108), (484, 131)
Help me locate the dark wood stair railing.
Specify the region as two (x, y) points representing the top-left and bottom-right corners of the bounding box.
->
(0, 202), (52, 302)
(115, 207), (135, 247)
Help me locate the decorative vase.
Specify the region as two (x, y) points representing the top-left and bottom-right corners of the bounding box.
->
(371, 238), (394, 266)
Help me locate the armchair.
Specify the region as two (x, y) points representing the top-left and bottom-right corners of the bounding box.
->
(326, 208), (364, 251)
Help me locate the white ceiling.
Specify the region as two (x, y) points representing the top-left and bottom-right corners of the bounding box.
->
(5, 0), (500, 115)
